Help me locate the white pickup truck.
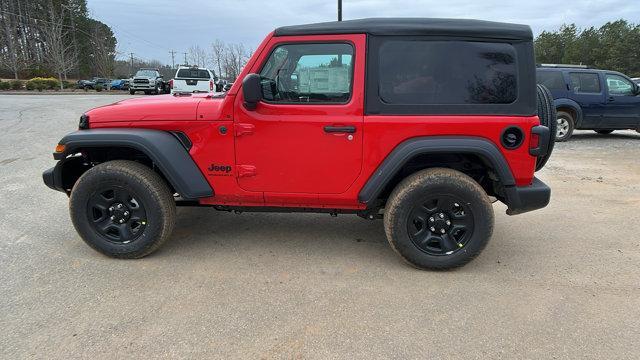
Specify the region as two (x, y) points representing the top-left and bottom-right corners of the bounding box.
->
(170, 66), (217, 94)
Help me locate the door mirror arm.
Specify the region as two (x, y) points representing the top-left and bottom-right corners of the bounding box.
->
(242, 73), (262, 110)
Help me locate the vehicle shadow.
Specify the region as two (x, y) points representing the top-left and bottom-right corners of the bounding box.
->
(159, 207), (399, 265)
(564, 130), (640, 142)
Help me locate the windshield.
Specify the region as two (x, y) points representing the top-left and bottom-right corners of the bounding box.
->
(135, 70), (156, 77)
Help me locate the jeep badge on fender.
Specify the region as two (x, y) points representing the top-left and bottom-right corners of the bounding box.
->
(43, 18), (553, 270)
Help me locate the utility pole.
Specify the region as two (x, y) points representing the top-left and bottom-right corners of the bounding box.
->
(183, 52), (188, 66)
(169, 50), (176, 69)
(338, 0), (342, 21)
(129, 53), (134, 76)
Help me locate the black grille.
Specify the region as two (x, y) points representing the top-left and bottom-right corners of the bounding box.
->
(133, 78), (149, 84)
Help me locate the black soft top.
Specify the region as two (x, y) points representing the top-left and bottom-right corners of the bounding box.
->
(275, 18), (532, 41)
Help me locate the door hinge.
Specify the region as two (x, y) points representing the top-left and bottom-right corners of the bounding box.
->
(237, 165), (257, 178)
(235, 123), (255, 137)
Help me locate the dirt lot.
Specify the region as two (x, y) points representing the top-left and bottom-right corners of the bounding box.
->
(1, 95), (639, 359)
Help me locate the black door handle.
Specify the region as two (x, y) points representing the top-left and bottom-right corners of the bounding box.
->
(324, 125), (356, 133)
(608, 96), (615, 102)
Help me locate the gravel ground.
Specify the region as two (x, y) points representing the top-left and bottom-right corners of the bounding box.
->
(1, 95), (639, 359)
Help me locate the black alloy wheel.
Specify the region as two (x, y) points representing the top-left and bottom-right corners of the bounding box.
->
(407, 194), (474, 255)
(87, 186), (147, 244)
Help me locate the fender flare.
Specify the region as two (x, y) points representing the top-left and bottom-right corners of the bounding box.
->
(55, 128), (213, 199)
(553, 98), (583, 127)
(358, 136), (515, 205)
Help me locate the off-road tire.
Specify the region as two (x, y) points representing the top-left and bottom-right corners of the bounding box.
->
(384, 168), (494, 270)
(129, 89), (135, 95)
(595, 130), (614, 135)
(555, 110), (575, 142)
(70, 160), (176, 258)
(535, 84), (556, 170)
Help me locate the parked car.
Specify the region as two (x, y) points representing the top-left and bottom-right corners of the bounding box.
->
(537, 65), (640, 141)
(92, 78), (111, 88)
(170, 66), (217, 94)
(43, 18), (554, 270)
(215, 79), (228, 92)
(223, 82), (233, 92)
(76, 79), (94, 89)
(632, 77), (640, 85)
(110, 79), (128, 90)
(130, 68), (166, 95)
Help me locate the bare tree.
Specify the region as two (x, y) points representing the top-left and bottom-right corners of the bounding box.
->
(222, 43), (251, 81)
(0, 0), (29, 79)
(89, 20), (116, 79)
(187, 45), (207, 68)
(41, 1), (76, 89)
(210, 39), (225, 78)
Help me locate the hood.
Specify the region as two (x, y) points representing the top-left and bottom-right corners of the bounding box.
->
(85, 93), (226, 123)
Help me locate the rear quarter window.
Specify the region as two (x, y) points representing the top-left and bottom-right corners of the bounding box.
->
(536, 71), (566, 90)
(378, 40), (517, 105)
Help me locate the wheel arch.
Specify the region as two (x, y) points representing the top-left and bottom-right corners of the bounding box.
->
(50, 129), (213, 199)
(358, 137), (516, 207)
(553, 98), (582, 127)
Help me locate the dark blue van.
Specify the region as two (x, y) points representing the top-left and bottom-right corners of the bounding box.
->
(536, 65), (640, 141)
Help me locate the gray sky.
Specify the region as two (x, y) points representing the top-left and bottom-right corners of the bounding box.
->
(86, 0), (640, 65)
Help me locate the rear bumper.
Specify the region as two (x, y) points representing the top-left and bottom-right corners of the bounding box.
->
(503, 177), (551, 215)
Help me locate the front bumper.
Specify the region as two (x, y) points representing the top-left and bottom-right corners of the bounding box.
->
(503, 177), (551, 215)
(43, 163), (64, 193)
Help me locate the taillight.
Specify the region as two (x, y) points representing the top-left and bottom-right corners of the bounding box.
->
(209, 80), (213, 91)
(530, 133), (540, 150)
(169, 79), (173, 89)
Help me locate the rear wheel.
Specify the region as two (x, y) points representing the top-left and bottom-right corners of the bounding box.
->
(555, 111), (575, 142)
(595, 130), (614, 134)
(70, 160), (176, 258)
(384, 168), (494, 270)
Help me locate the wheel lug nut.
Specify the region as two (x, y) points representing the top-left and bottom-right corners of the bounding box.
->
(109, 207), (114, 211)
(117, 204), (123, 209)
(446, 220), (451, 225)
(429, 217), (434, 222)
(439, 213), (444, 218)
(454, 203), (459, 207)
(124, 211), (129, 216)
(430, 227), (436, 232)
(110, 216), (115, 220)
(440, 229), (446, 234)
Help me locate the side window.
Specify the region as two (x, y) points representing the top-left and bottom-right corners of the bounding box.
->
(606, 74), (634, 96)
(536, 71), (565, 90)
(377, 40), (517, 105)
(259, 43), (353, 103)
(569, 73), (601, 93)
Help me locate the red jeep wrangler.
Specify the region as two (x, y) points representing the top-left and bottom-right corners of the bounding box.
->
(43, 18), (555, 269)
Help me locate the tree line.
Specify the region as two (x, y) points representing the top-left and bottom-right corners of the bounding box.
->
(534, 19), (640, 77)
(0, 0), (116, 85)
(186, 40), (252, 81)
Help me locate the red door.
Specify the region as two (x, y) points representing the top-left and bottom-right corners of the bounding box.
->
(234, 34), (366, 195)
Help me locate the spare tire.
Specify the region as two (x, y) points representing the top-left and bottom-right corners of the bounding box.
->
(535, 84), (556, 171)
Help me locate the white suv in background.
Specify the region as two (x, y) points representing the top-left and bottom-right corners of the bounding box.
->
(170, 66), (217, 94)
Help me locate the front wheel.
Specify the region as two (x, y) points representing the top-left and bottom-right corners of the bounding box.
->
(555, 111), (575, 142)
(129, 89), (135, 95)
(69, 160), (176, 258)
(384, 168), (494, 270)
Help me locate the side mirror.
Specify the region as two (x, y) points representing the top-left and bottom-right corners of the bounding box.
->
(242, 73), (262, 110)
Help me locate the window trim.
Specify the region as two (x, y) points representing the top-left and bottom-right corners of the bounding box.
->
(605, 73), (635, 96)
(257, 41), (356, 106)
(568, 72), (602, 94)
(364, 35), (536, 116)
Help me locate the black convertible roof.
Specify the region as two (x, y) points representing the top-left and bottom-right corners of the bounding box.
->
(274, 18), (532, 41)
